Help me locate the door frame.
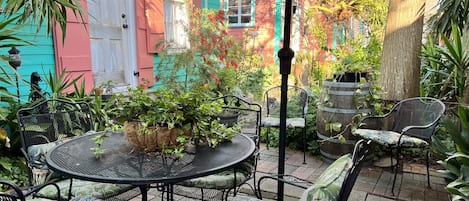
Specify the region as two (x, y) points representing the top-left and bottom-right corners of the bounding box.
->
(123, 0), (138, 89)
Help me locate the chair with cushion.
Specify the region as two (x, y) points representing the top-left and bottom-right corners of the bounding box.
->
(0, 179), (103, 201)
(0, 179), (61, 201)
(16, 99), (132, 200)
(177, 95), (262, 200)
(254, 139), (372, 201)
(352, 97), (445, 195)
(261, 85), (308, 164)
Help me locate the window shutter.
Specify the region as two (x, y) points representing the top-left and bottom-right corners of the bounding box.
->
(53, 0), (93, 93)
(145, 0), (165, 53)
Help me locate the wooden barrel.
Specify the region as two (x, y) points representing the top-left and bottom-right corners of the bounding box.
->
(317, 80), (373, 163)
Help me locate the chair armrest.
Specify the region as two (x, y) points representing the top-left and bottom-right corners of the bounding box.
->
(24, 182), (61, 199)
(257, 174), (313, 199)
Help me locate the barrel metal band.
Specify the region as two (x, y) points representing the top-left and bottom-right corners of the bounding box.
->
(318, 106), (373, 114)
(317, 132), (356, 144)
(320, 150), (341, 161)
(323, 81), (371, 88)
(324, 90), (370, 96)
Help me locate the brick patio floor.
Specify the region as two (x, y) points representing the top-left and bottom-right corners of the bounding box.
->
(112, 143), (450, 201)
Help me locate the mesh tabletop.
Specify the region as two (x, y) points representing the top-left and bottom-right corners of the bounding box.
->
(46, 131), (255, 185)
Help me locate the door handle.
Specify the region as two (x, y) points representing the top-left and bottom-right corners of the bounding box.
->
(133, 71), (140, 77)
(123, 24), (128, 29)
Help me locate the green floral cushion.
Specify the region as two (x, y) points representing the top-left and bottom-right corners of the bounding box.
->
(24, 124), (51, 132)
(27, 141), (62, 168)
(231, 195), (261, 201)
(261, 117), (305, 128)
(300, 154), (352, 201)
(179, 170), (249, 189)
(353, 129), (429, 148)
(26, 198), (56, 201)
(70, 195), (103, 201)
(26, 195), (101, 201)
(179, 161), (253, 189)
(36, 179), (133, 200)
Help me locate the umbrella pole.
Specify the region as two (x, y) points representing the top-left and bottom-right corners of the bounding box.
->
(277, 0), (294, 200)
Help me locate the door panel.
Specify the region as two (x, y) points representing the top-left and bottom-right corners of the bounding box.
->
(88, 0), (134, 88)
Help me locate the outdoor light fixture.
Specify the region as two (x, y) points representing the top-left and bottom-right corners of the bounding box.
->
(8, 46), (21, 103)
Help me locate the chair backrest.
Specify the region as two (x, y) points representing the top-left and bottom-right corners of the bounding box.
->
(264, 85), (308, 119)
(17, 99), (93, 153)
(391, 97), (445, 140)
(0, 180), (26, 201)
(337, 139), (372, 201)
(212, 95), (262, 149)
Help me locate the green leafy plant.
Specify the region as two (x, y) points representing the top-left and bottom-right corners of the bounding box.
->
(421, 22), (469, 102)
(90, 133), (108, 159)
(0, 0), (85, 40)
(43, 68), (84, 100)
(0, 156), (28, 190)
(330, 35), (382, 74)
(435, 104), (469, 200)
(112, 86), (241, 156)
(156, 8), (261, 97)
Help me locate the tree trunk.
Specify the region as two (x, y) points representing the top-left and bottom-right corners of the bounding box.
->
(379, 0), (425, 101)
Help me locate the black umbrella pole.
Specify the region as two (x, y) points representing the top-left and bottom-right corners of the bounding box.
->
(277, 0), (294, 200)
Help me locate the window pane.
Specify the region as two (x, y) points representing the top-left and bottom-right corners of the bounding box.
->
(229, 0), (238, 6)
(241, 0), (251, 5)
(241, 16), (251, 23)
(229, 16), (238, 24)
(241, 6), (251, 14)
(229, 7), (238, 15)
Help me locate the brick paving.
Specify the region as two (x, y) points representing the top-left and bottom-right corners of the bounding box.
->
(112, 143), (451, 201)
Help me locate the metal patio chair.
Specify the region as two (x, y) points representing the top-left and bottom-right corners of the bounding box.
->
(177, 95), (262, 200)
(352, 97), (445, 195)
(16, 98), (132, 200)
(253, 139), (372, 201)
(261, 85), (309, 164)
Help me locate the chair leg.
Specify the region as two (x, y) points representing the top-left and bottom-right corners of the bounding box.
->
(200, 188), (204, 200)
(426, 149), (431, 188)
(266, 127), (270, 150)
(302, 127), (307, 164)
(389, 147), (395, 172)
(391, 146), (401, 196)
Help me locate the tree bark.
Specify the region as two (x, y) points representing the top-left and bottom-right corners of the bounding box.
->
(379, 0), (425, 101)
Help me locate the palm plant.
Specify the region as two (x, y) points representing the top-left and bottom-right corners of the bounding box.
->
(434, 105), (469, 200)
(0, 0), (84, 40)
(428, 0), (469, 37)
(421, 23), (469, 102)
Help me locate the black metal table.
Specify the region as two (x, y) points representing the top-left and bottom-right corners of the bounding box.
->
(46, 131), (255, 201)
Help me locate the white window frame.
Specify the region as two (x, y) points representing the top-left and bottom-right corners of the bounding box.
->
(164, 0), (189, 52)
(227, 0), (254, 27)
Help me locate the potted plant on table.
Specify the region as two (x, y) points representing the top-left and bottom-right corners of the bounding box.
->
(109, 86), (240, 157)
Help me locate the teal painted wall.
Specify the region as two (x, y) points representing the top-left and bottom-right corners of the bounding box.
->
(202, 0), (220, 9)
(274, 0), (282, 65)
(1, 20), (55, 103)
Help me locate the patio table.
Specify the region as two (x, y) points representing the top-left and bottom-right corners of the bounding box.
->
(45, 131), (255, 201)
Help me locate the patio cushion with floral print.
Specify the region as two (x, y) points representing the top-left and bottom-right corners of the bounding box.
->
(299, 154), (352, 201)
(36, 179), (133, 200)
(178, 160), (253, 189)
(27, 141), (62, 169)
(353, 129), (428, 148)
(261, 117), (305, 128)
(25, 195), (102, 201)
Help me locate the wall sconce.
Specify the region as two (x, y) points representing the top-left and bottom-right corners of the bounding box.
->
(8, 46), (21, 103)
